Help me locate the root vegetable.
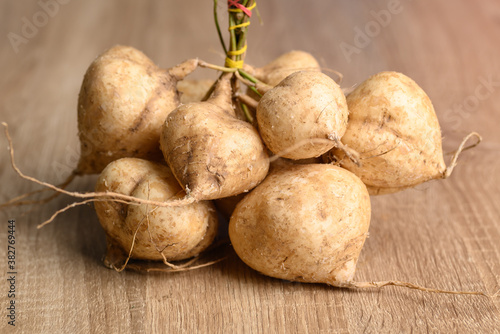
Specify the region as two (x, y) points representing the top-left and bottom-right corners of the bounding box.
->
(257, 71), (349, 160)
(77, 45), (198, 175)
(160, 73), (269, 201)
(94, 158), (218, 269)
(245, 50), (320, 86)
(229, 164), (371, 285)
(325, 71), (481, 195)
(1, 46), (200, 207)
(228, 163), (490, 296)
(239, 51), (321, 123)
(213, 156), (319, 220)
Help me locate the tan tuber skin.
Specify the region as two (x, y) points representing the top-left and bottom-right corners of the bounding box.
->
(257, 71), (349, 160)
(77, 45), (198, 175)
(229, 164), (371, 285)
(244, 50), (321, 87)
(325, 71), (480, 195)
(160, 73), (269, 201)
(228, 163), (491, 296)
(238, 51), (321, 123)
(94, 158), (218, 270)
(213, 156), (322, 220)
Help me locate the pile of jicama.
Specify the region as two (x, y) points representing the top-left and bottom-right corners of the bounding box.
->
(2, 44), (487, 296)
(1, 1), (494, 296)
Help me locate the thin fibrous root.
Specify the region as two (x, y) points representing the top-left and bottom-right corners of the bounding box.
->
(330, 139), (402, 166)
(37, 198), (137, 229)
(144, 193), (201, 271)
(328, 134), (361, 167)
(125, 256), (228, 273)
(320, 67), (344, 85)
(156, 239), (231, 270)
(161, 253), (200, 270)
(106, 185), (229, 274)
(38, 183), (191, 228)
(156, 239), (231, 272)
(111, 194), (160, 272)
(111, 214), (145, 272)
(443, 132), (482, 179)
(198, 60), (237, 73)
(117, 223), (229, 273)
(197, 60), (239, 102)
(341, 85), (356, 96)
(151, 239), (231, 272)
(2, 122), (196, 213)
(0, 171), (76, 209)
(336, 280), (494, 297)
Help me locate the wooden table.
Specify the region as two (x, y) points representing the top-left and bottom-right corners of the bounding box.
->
(1, 1), (499, 333)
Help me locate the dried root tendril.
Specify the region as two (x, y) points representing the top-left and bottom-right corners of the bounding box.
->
(124, 257), (228, 273)
(113, 216), (229, 273)
(198, 60), (237, 73)
(2, 122), (196, 219)
(110, 209), (146, 273)
(328, 139), (400, 165)
(320, 67), (343, 85)
(0, 172), (76, 209)
(3, 123), (357, 224)
(338, 280), (497, 298)
(105, 186), (229, 273)
(443, 132), (482, 179)
(328, 134), (361, 167)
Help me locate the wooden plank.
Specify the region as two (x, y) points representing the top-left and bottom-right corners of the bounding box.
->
(1, 1), (499, 333)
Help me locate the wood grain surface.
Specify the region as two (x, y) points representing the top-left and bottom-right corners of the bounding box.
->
(1, 1), (499, 333)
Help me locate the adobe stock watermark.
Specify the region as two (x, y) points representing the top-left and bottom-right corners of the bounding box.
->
(7, 0), (72, 54)
(442, 74), (500, 131)
(51, 144), (80, 183)
(340, 0), (408, 63)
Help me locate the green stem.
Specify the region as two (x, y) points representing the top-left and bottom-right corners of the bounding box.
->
(224, 0), (258, 124)
(228, 0), (254, 64)
(238, 69), (259, 84)
(214, 0), (227, 55)
(236, 69), (264, 97)
(240, 102), (254, 123)
(235, 0), (250, 46)
(229, 15), (237, 55)
(248, 85), (261, 97)
(201, 73), (223, 102)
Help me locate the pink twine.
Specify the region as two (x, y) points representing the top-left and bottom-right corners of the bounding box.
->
(228, 0), (253, 17)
